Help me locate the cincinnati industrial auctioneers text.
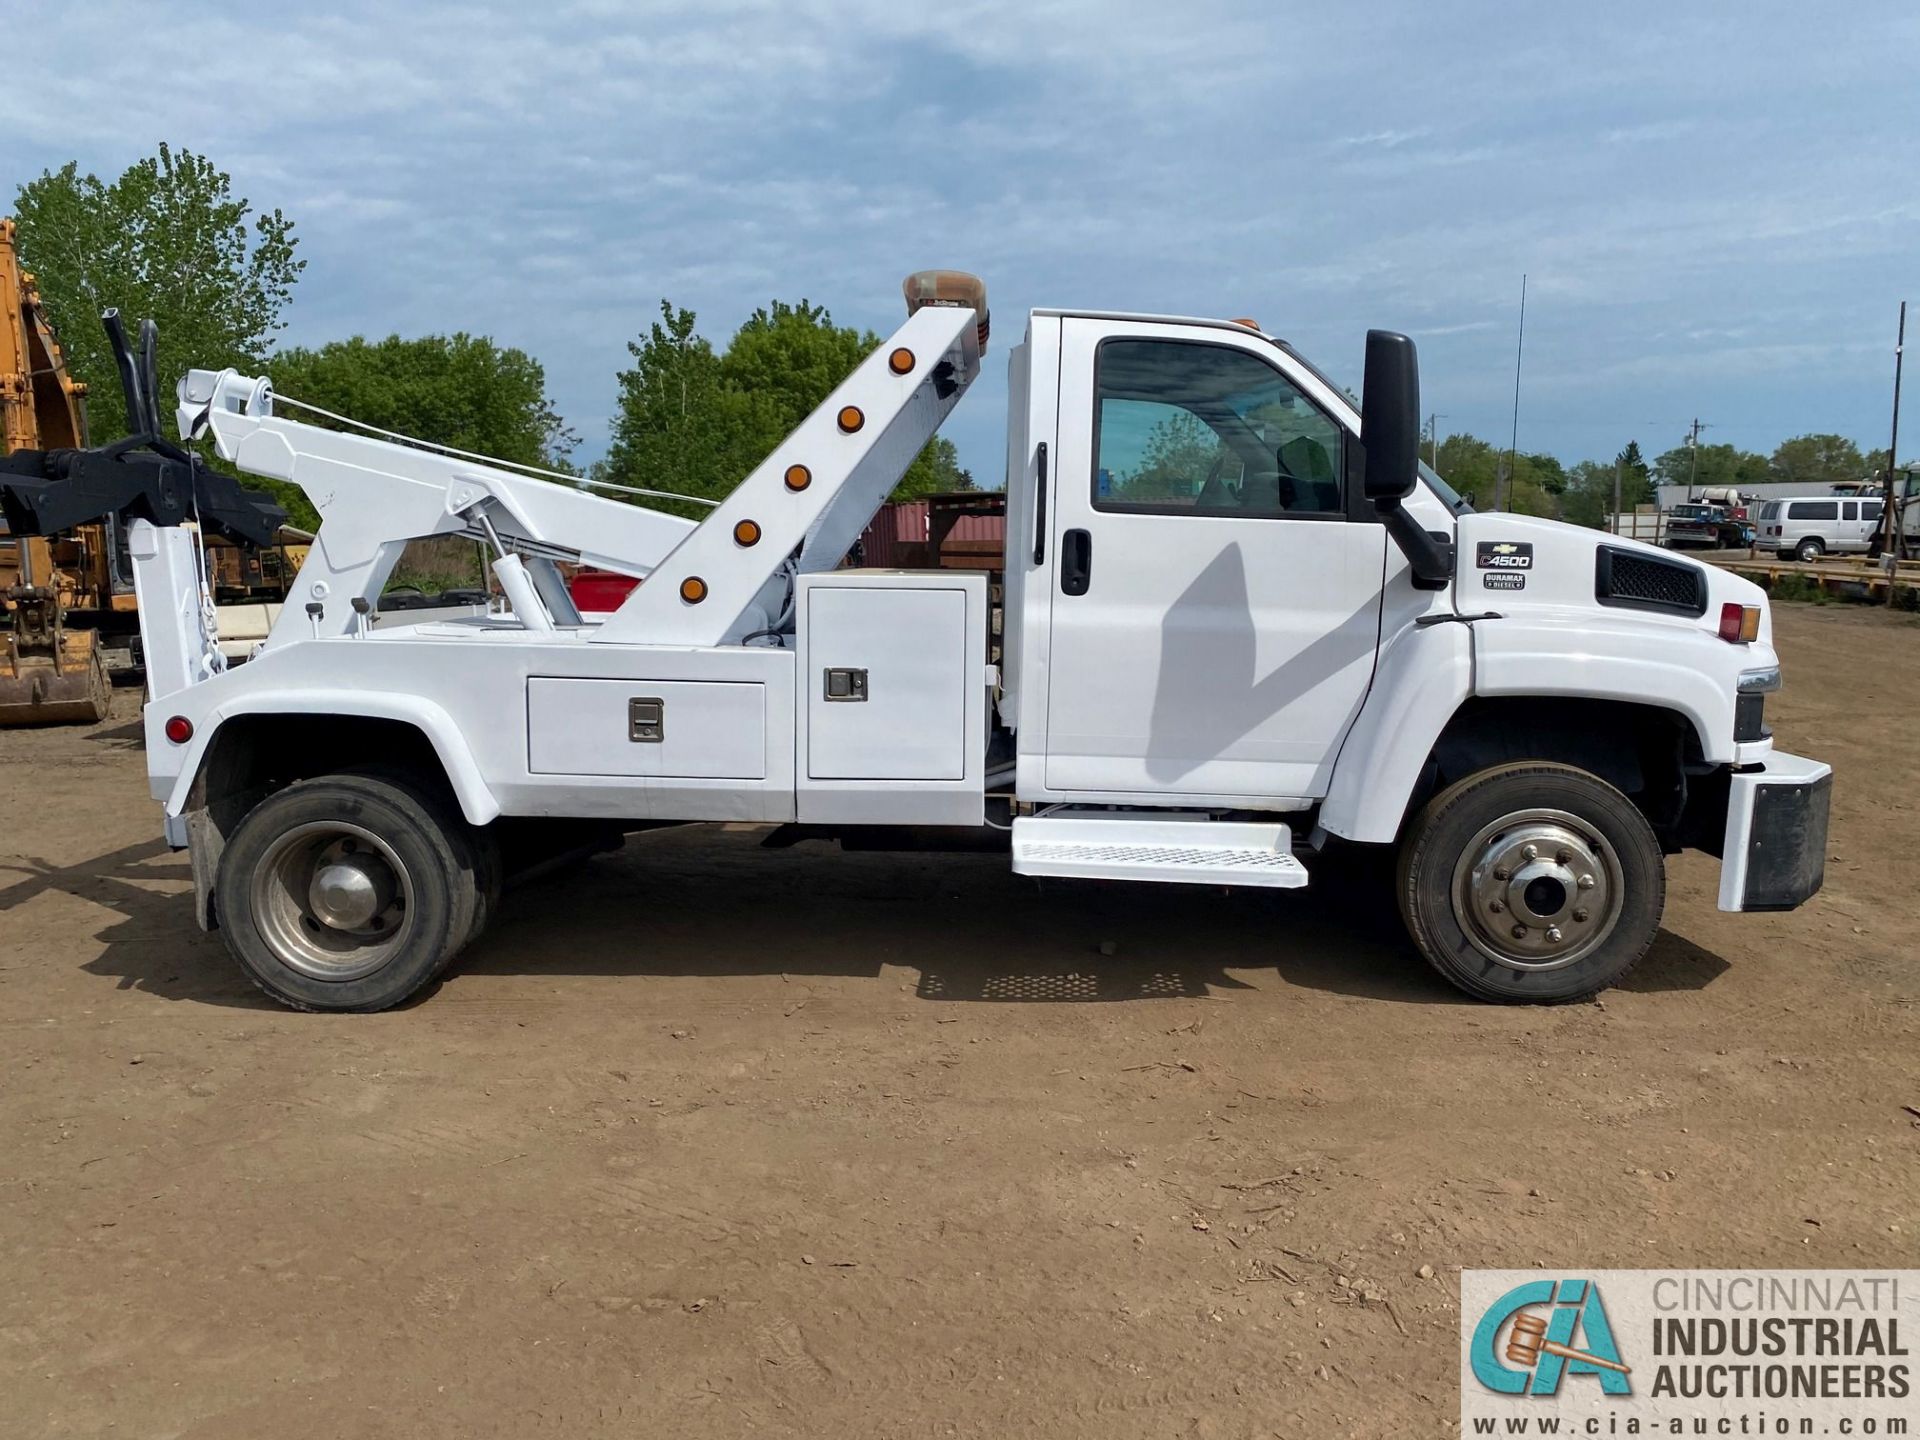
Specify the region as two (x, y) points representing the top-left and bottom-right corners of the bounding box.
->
(1648, 1275), (1908, 1402)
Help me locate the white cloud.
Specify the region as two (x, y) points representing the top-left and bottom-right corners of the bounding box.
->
(4, 0), (1915, 471)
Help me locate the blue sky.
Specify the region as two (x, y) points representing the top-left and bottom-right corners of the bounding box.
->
(7, 1), (1917, 479)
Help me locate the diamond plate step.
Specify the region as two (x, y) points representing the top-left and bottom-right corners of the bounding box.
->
(1011, 814), (1308, 889)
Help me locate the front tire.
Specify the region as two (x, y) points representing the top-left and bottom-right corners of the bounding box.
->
(215, 773), (482, 1012)
(1396, 763), (1664, 1003)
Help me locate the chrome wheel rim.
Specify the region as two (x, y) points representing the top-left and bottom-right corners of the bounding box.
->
(1450, 807), (1623, 972)
(250, 821), (414, 981)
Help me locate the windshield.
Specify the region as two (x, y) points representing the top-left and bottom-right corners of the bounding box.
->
(1419, 460), (1473, 515)
(1269, 338), (1471, 514)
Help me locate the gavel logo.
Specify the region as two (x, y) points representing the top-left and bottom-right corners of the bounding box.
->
(1505, 1310), (1632, 1375)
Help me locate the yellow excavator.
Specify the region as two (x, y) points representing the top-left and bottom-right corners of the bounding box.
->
(0, 217), (115, 722)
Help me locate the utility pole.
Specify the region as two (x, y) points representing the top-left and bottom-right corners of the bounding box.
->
(1881, 300), (1905, 596)
(1684, 418), (1709, 498)
(1426, 412), (1449, 469)
(1612, 459), (1622, 535)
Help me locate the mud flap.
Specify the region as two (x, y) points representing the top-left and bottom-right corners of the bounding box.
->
(186, 808), (224, 931)
(1716, 751), (1832, 912)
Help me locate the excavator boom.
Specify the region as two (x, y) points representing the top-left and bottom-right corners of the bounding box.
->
(0, 217), (109, 723)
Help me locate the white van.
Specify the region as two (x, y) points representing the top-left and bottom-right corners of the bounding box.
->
(1756, 495), (1882, 560)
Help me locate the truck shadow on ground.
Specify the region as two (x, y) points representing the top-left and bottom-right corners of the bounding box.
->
(451, 828), (1733, 1008)
(0, 839), (277, 1009)
(36, 825), (1729, 1009)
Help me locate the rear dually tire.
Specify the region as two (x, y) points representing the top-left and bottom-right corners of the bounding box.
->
(214, 772), (482, 1012)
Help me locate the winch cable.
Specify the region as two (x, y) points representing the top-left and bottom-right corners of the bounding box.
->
(267, 393), (721, 509)
(180, 432), (226, 672)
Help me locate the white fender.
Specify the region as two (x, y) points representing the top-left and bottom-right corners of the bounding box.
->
(164, 690), (501, 827)
(1319, 619), (1473, 843)
(1473, 618), (1740, 765)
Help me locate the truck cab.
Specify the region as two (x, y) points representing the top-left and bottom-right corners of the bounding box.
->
(47, 276), (1829, 1013)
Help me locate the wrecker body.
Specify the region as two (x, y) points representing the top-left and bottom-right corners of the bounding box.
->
(11, 275), (1830, 1010)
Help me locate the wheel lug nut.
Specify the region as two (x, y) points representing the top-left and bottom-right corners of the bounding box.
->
(1493, 867), (1511, 882)
(1577, 874), (1595, 890)
(1521, 844), (1538, 861)
(1489, 900), (1505, 913)
(1572, 908), (1589, 923)
(1555, 849), (1572, 865)
(1510, 924), (1528, 940)
(1546, 925), (1563, 943)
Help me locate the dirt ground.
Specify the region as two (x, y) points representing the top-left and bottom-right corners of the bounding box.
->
(2, 601), (1916, 1439)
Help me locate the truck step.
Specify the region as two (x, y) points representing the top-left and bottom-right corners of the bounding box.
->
(1011, 814), (1308, 889)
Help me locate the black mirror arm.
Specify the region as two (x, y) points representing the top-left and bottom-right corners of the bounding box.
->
(1376, 497), (1454, 590)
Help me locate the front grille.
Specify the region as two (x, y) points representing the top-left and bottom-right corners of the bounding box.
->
(1595, 546), (1709, 616)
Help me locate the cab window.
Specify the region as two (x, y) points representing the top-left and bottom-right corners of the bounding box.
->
(1092, 339), (1344, 517)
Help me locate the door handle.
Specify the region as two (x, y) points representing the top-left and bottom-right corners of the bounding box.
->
(1061, 528), (1092, 596)
(1032, 441), (1049, 565)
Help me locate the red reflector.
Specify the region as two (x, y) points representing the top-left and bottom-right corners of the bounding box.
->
(164, 715), (193, 744)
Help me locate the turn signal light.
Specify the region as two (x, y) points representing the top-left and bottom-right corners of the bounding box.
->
(1718, 603), (1760, 643)
(733, 519), (761, 547)
(784, 464), (811, 492)
(679, 576), (708, 604)
(837, 405), (864, 433)
(164, 715), (193, 744)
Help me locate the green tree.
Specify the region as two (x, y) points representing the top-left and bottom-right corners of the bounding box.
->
(603, 298), (971, 512)
(1112, 410), (1223, 501)
(1616, 439), (1648, 480)
(1614, 440), (1653, 507)
(1433, 432), (1501, 506)
(262, 333), (577, 530)
(1430, 433), (1563, 515)
(12, 143), (302, 443)
(1652, 441), (1768, 493)
(1768, 433), (1868, 489)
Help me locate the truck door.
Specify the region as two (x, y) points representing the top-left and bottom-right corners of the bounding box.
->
(1043, 318), (1388, 800)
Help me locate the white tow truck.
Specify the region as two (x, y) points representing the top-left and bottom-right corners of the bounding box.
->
(57, 272), (1830, 1011)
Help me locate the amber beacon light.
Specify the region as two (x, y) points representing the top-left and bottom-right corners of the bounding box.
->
(902, 269), (990, 352)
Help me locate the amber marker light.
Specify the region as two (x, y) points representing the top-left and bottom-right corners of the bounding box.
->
(889, 347), (915, 374)
(784, 464), (811, 492)
(733, 519), (762, 547)
(837, 405), (864, 433)
(679, 576), (708, 604)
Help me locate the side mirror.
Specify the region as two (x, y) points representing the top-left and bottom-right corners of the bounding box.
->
(1361, 329), (1419, 505)
(1360, 328), (1453, 590)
